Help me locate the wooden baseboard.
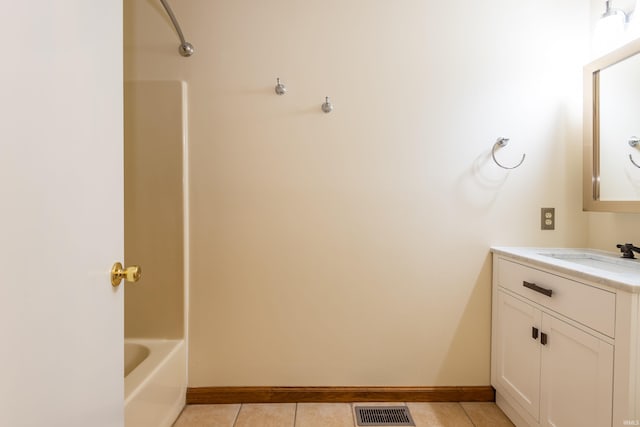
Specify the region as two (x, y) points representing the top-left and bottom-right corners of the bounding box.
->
(186, 386), (495, 404)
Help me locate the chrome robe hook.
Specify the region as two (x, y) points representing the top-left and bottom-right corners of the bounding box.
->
(491, 137), (526, 169)
(275, 78), (287, 95)
(321, 97), (333, 113)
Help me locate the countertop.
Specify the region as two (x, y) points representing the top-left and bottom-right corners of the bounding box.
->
(491, 247), (640, 293)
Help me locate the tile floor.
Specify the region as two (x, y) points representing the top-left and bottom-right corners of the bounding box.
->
(173, 402), (514, 427)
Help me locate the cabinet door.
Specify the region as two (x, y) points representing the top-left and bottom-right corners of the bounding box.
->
(495, 291), (542, 422)
(540, 314), (613, 427)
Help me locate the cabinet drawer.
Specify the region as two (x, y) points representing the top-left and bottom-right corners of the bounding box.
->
(497, 258), (616, 337)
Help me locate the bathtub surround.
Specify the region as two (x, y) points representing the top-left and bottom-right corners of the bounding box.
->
(123, 81), (188, 426)
(124, 80), (185, 340)
(125, 0), (592, 388)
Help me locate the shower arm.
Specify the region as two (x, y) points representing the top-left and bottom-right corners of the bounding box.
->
(159, 0), (194, 57)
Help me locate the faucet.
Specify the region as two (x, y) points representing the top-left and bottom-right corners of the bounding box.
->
(616, 243), (640, 259)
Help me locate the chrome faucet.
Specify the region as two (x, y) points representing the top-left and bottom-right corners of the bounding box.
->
(616, 243), (640, 259)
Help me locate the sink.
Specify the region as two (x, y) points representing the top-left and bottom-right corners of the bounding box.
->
(540, 252), (640, 275)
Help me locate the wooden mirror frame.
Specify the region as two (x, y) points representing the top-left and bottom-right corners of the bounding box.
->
(584, 38), (640, 212)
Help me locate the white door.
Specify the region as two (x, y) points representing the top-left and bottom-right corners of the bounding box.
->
(540, 314), (614, 427)
(0, 2), (124, 427)
(494, 291), (542, 422)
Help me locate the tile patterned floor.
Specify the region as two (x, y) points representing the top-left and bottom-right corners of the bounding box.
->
(173, 402), (514, 427)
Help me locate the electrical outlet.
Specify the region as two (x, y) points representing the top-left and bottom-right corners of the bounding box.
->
(541, 207), (555, 230)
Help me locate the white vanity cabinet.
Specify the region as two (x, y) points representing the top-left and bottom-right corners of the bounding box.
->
(494, 289), (613, 426)
(491, 248), (640, 427)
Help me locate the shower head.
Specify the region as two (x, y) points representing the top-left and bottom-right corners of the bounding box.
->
(159, 0), (194, 57)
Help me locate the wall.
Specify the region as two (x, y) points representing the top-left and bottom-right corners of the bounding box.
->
(124, 81), (185, 339)
(125, 0), (590, 387)
(587, 213), (640, 249)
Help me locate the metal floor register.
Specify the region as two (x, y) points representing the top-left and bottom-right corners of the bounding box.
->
(354, 406), (415, 426)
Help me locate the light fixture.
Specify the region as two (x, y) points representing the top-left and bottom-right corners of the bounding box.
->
(594, 0), (629, 55)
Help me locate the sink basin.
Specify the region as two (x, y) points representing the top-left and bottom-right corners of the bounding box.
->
(541, 252), (640, 275)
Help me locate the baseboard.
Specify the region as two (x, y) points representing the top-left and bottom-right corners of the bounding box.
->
(186, 386), (495, 404)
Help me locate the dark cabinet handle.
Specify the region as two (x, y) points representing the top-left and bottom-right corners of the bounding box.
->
(523, 281), (553, 297)
(532, 327), (539, 340)
(541, 332), (548, 345)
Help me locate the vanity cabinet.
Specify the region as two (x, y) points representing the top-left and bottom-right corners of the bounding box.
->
(494, 290), (613, 426)
(491, 253), (638, 427)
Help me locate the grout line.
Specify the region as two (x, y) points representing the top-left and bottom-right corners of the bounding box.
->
(460, 403), (478, 427)
(231, 403), (242, 427)
(293, 402), (298, 427)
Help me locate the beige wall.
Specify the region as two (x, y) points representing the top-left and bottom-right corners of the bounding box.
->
(125, 0), (591, 386)
(124, 81), (185, 339)
(587, 213), (640, 250)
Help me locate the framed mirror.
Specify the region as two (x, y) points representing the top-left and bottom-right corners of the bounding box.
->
(584, 38), (640, 212)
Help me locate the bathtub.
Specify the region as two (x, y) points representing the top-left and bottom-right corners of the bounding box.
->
(124, 339), (186, 427)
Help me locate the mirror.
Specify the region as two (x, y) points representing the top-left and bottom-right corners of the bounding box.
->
(584, 38), (640, 212)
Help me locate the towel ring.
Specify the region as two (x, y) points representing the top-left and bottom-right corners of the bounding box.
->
(629, 137), (640, 168)
(491, 137), (525, 170)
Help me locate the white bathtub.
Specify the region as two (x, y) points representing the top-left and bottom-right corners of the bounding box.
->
(124, 339), (186, 427)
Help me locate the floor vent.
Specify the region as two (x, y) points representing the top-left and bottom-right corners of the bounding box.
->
(354, 406), (415, 426)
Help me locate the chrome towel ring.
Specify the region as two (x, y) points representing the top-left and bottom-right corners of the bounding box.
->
(628, 137), (640, 168)
(491, 137), (526, 170)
